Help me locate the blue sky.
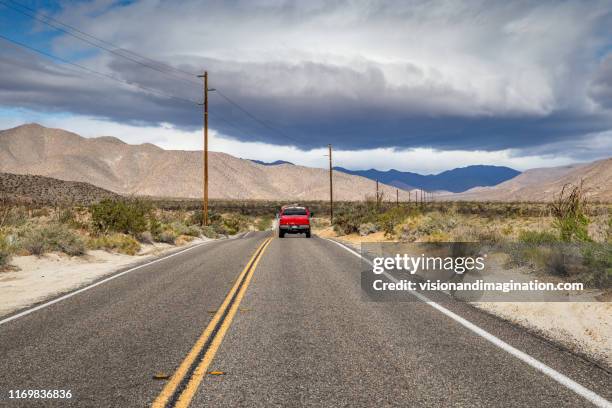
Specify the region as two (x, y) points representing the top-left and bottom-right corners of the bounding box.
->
(1, 0), (611, 173)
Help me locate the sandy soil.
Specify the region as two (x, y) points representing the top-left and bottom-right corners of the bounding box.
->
(476, 302), (612, 367)
(314, 226), (396, 243)
(0, 239), (208, 318)
(327, 234), (612, 368)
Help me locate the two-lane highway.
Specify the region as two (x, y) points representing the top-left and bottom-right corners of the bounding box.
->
(0, 233), (610, 407)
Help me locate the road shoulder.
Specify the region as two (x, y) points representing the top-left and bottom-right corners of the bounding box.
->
(0, 237), (214, 319)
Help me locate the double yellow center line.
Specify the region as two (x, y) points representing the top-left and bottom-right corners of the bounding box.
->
(152, 236), (273, 408)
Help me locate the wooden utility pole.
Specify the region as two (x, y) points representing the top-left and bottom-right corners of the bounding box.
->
(396, 189), (399, 207)
(376, 180), (380, 210)
(328, 144), (333, 223)
(197, 71), (209, 226)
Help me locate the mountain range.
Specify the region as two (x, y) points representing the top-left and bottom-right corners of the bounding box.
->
(1, 124), (609, 202)
(333, 166), (520, 193)
(439, 158), (612, 202)
(0, 124), (410, 201)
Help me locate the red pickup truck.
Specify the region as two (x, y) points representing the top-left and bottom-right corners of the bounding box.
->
(278, 205), (312, 238)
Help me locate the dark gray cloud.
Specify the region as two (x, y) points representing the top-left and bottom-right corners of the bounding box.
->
(590, 53), (612, 109)
(0, 45), (198, 126)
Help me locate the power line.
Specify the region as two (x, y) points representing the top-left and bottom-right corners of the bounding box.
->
(3, 0), (305, 146)
(0, 0), (201, 87)
(214, 89), (303, 146)
(0, 31), (287, 140)
(0, 33), (200, 105)
(4, 0), (199, 79)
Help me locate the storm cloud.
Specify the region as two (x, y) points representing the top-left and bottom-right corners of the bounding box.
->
(0, 0), (611, 155)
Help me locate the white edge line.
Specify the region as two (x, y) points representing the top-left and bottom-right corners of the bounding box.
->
(0, 240), (216, 327)
(325, 238), (612, 408)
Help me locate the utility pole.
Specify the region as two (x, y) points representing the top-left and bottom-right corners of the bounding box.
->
(396, 189), (399, 207)
(197, 71), (212, 226)
(328, 144), (333, 224)
(376, 180), (380, 210)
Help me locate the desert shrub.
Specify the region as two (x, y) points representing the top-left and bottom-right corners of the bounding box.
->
(311, 217), (330, 229)
(20, 224), (85, 256)
(501, 225), (514, 236)
(359, 222), (378, 236)
(0, 205), (28, 227)
(183, 225), (203, 237)
(88, 233), (140, 255)
(333, 203), (377, 235)
(518, 230), (559, 245)
(201, 226), (218, 239)
(377, 207), (409, 237)
(149, 214), (163, 237)
(256, 216), (272, 231)
(0, 233), (11, 267)
(157, 230), (177, 244)
(189, 210), (222, 226)
(423, 230), (452, 242)
(541, 247), (578, 277)
(32, 208), (50, 217)
(401, 211), (456, 242)
(211, 222), (228, 236)
(58, 207), (76, 224)
(189, 210), (227, 235)
(550, 183), (591, 242)
(167, 222), (201, 238)
(90, 199), (151, 235)
(506, 244), (565, 272)
(223, 213), (249, 235)
(535, 244), (611, 287)
(581, 243), (612, 288)
(137, 231), (154, 244)
(475, 228), (506, 244)
(57, 207), (89, 230)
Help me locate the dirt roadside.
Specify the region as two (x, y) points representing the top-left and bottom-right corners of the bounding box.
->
(0, 238), (212, 318)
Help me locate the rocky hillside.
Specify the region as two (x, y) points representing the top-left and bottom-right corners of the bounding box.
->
(0, 172), (120, 206)
(0, 124), (409, 201)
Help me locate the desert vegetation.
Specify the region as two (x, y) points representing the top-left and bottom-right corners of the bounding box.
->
(325, 185), (611, 289)
(0, 198), (266, 269)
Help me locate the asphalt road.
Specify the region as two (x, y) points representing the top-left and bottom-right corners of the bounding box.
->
(0, 232), (610, 407)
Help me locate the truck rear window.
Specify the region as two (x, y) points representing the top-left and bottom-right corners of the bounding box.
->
(282, 208), (307, 216)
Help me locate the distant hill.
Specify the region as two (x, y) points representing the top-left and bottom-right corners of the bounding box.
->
(438, 158), (612, 202)
(250, 159), (294, 166)
(0, 124), (410, 201)
(0, 172), (120, 206)
(334, 165), (520, 193)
